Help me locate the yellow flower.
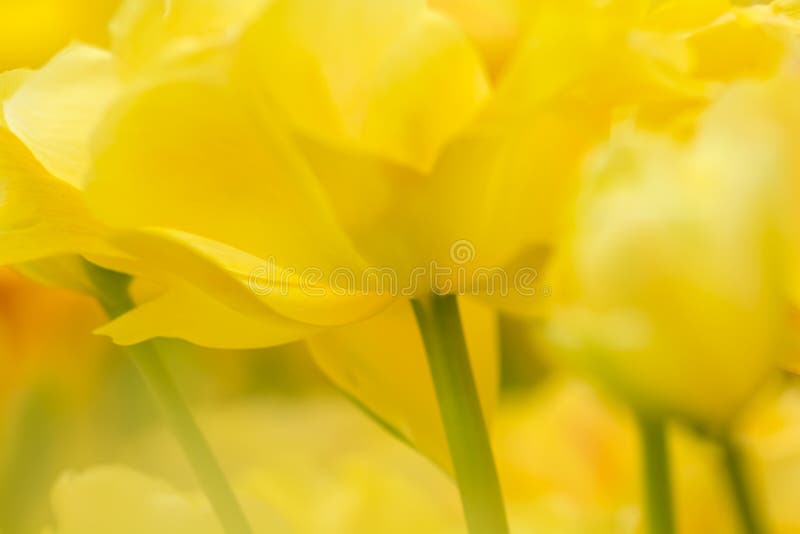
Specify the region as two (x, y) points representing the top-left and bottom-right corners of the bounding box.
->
(2, 0), (759, 336)
(545, 75), (800, 428)
(0, 0), (499, 470)
(3, 0), (795, 467)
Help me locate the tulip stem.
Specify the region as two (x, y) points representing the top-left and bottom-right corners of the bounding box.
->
(721, 435), (764, 534)
(637, 414), (675, 534)
(84, 261), (253, 534)
(412, 294), (509, 534)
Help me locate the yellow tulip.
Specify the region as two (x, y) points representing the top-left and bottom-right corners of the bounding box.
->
(0, 0), (785, 465)
(3, 0), (763, 342)
(545, 79), (797, 429)
(0, 0), (497, 473)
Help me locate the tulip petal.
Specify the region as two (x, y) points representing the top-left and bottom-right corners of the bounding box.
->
(643, 0), (729, 32)
(298, 112), (590, 309)
(239, 0), (488, 170)
(360, 11), (489, 171)
(0, 128), (110, 265)
(0, 69), (31, 127)
(88, 75), (391, 326)
(96, 281), (316, 349)
(106, 228), (392, 327)
(687, 7), (797, 82)
(110, 0), (267, 72)
(4, 44), (122, 189)
(89, 76), (360, 272)
(429, 0), (522, 76)
(0, 0), (119, 71)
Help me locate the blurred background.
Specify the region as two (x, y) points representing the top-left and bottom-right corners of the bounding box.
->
(2, 263), (800, 533)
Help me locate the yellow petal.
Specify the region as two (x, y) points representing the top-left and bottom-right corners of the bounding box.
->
(4, 44), (122, 189)
(1, 66), (119, 291)
(643, 0), (730, 32)
(296, 138), (496, 294)
(110, 0), (267, 72)
(308, 296), (498, 470)
(106, 228), (391, 327)
(298, 112), (589, 307)
(239, 0), (425, 138)
(687, 6), (798, 82)
(485, 1), (705, 127)
(0, 69), (31, 127)
(429, 0), (522, 76)
(88, 73), (391, 326)
(0, 0), (120, 71)
(89, 75), (360, 273)
(359, 11), (489, 171)
(95, 281), (316, 349)
(775, 0), (800, 16)
(0, 128), (110, 265)
(690, 75), (800, 326)
(436, 106), (606, 263)
(239, 0), (488, 170)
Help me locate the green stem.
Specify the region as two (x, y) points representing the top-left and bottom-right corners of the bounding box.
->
(412, 294), (509, 534)
(637, 414), (675, 534)
(84, 262), (252, 534)
(721, 435), (765, 534)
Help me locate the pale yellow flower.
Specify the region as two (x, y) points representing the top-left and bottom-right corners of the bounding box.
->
(545, 74), (800, 427)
